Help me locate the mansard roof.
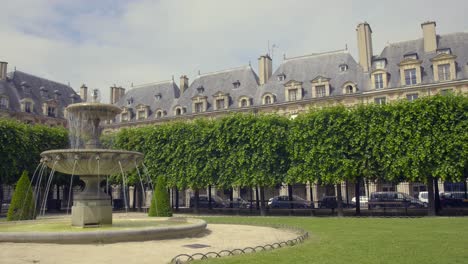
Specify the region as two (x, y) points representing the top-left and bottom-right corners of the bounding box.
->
(115, 80), (180, 119)
(0, 70), (80, 117)
(376, 32), (468, 88)
(176, 65), (259, 113)
(256, 50), (369, 102)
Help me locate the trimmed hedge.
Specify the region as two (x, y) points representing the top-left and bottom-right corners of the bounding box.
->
(148, 176), (172, 217)
(7, 171), (35, 221)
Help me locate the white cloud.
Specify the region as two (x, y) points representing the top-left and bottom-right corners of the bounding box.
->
(1, 0), (467, 103)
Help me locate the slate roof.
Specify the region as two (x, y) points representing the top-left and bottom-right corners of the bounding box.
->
(256, 50), (369, 102)
(115, 80), (180, 119)
(0, 70), (80, 117)
(374, 32), (468, 88)
(176, 65), (259, 113)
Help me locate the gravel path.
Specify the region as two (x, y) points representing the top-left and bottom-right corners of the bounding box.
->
(0, 215), (299, 264)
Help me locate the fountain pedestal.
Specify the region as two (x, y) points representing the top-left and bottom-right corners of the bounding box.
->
(72, 175), (112, 227)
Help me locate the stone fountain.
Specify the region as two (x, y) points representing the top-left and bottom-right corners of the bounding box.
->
(40, 90), (143, 227)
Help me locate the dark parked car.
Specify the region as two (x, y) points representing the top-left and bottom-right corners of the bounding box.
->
(267, 195), (312, 209)
(189, 195), (227, 208)
(368, 192), (426, 209)
(440, 192), (468, 208)
(318, 196), (354, 209)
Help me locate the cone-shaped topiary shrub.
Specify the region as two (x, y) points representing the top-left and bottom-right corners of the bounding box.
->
(7, 171), (35, 221)
(148, 176), (172, 217)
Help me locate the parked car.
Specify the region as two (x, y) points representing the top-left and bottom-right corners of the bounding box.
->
(440, 192), (468, 208)
(418, 191), (428, 204)
(318, 196), (354, 209)
(368, 192), (426, 209)
(227, 197), (251, 208)
(351, 196), (369, 207)
(189, 195), (227, 208)
(267, 195), (312, 209)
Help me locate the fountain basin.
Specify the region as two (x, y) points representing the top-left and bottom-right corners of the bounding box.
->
(0, 218), (207, 244)
(40, 149), (144, 175)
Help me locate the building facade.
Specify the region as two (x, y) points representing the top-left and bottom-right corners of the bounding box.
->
(0, 64), (82, 127)
(103, 21), (468, 133)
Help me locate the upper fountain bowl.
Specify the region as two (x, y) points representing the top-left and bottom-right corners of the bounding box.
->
(66, 102), (122, 121)
(40, 149), (144, 176)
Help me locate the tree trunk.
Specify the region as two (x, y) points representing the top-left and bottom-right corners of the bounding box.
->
(208, 185), (212, 210)
(249, 188), (253, 212)
(259, 186), (266, 216)
(255, 186), (260, 210)
(229, 187), (234, 209)
(336, 183), (344, 217)
(309, 183), (314, 209)
(287, 184), (294, 215)
(355, 177), (361, 215)
(194, 189), (200, 214)
(0, 182), (3, 214)
(175, 187), (179, 211)
(434, 178), (441, 215)
(427, 176), (436, 216)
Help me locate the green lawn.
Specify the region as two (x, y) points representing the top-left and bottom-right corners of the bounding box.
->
(198, 216), (468, 264)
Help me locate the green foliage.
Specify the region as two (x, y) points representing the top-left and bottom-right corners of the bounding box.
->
(148, 176), (172, 217)
(113, 95), (468, 190)
(0, 119), (68, 185)
(7, 171), (35, 221)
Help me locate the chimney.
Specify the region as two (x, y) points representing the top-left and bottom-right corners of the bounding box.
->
(0, 61), (7, 80)
(80, 84), (88, 102)
(421, 21), (437, 53)
(116, 87), (125, 103)
(110, 85), (120, 104)
(180, 75), (189, 93)
(110, 86), (115, 104)
(258, 54), (272, 85)
(356, 22), (373, 72)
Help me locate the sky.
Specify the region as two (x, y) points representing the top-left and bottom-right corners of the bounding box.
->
(1, 0), (467, 103)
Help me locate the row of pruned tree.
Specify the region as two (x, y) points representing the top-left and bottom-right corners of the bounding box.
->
(113, 94), (468, 215)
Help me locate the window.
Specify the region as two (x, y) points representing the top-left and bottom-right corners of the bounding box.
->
(121, 113), (129, 122)
(438, 64), (451, 81)
(277, 74), (286, 81)
(404, 68), (417, 85)
(194, 102), (204, 113)
(265, 95), (272, 104)
(216, 99), (225, 110)
(137, 110), (146, 120)
(339, 64), (348, 72)
(240, 99), (248, 107)
(155, 93), (162, 100)
(437, 48), (451, 55)
(374, 97), (386, 105)
(197, 86), (204, 93)
(315, 85), (326, 97)
(25, 102), (32, 113)
(375, 60), (386, 69)
(440, 89), (453, 96)
(288, 89), (298, 101)
(374, 73), (384, 89)
(233, 81), (241, 88)
(406, 93), (418, 102)
(175, 108), (182, 116)
(156, 111), (163, 118)
(345, 85), (354, 94)
(47, 106), (56, 117)
(127, 98), (133, 105)
(404, 53), (418, 60)
(0, 97), (8, 109)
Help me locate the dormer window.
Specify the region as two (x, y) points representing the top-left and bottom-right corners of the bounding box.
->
(374, 59), (386, 69)
(339, 64), (348, 72)
(127, 97), (133, 105)
(342, 82), (357, 94)
(375, 73), (384, 89)
(233, 80), (241, 88)
(241, 99), (248, 107)
(277, 73), (286, 82)
(438, 64), (451, 81)
(238, 96), (251, 108)
(24, 101), (32, 113)
(155, 93), (162, 100)
(174, 106), (185, 116)
(197, 86), (204, 93)
(47, 106), (56, 117)
(155, 110), (164, 118)
(404, 68), (417, 85)
(121, 112), (129, 122)
(437, 48), (451, 55)
(404, 53), (418, 60)
(262, 93), (275, 105)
